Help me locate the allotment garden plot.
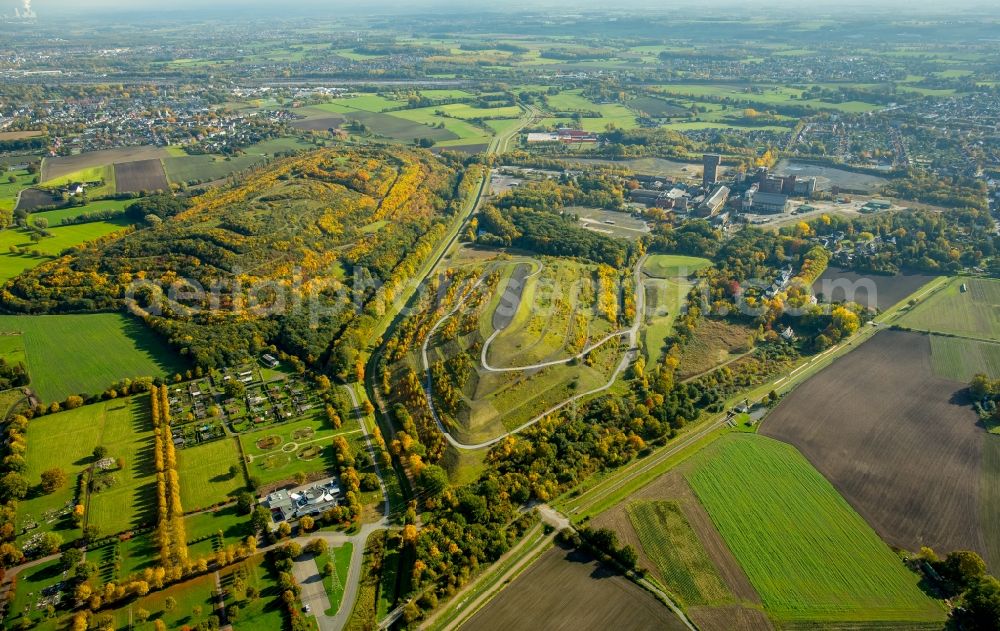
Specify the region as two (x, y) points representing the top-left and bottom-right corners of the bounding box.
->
(163, 361), (350, 495)
(165, 363), (322, 448)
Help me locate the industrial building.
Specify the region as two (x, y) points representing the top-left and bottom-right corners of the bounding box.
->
(743, 188), (790, 213)
(695, 185), (729, 217)
(703, 153), (721, 188)
(755, 167), (816, 198)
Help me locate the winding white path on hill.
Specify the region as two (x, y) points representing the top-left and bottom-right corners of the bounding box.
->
(422, 255), (646, 450)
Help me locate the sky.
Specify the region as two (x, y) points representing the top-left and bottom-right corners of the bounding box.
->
(11, 0), (1000, 17)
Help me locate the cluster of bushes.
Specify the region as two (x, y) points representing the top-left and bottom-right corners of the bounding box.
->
(800, 208), (997, 274)
(884, 171), (988, 211)
(560, 526), (639, 571)
(0, 357), (28, 391)
(915, 548), (1000, 628)
(968, 374), (1000, 425)
(477, 205), (633, 266)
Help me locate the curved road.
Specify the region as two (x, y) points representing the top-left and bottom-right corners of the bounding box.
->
(423, 255), (647, 450)
(295, 385), (397, 631)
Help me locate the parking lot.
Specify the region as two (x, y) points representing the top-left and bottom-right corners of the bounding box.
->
(567, 206), (650, 240)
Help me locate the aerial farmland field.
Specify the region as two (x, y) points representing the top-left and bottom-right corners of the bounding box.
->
(649, 83), (880, 113)
(29, 198), (131, 224)
(928, 335), (1000, 381)
(591, 469), (768, 631)
(898, 276), (1000, 341)
(113, 158), (169, 193)
(0, 169), (35, 212)
(627, 500), (731, 605)
(0, 313), (185, 402)
(812, 266), (937, 310)
(336, 110), (460, 142)
(685, 434), (945, 624)
(460, 546), (689, 631)
(40, 146), (170, 182)
(761, 330), (995, 567)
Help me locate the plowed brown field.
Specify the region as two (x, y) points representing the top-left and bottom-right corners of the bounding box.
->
(761, 329), (996, 567)
(460, 546), (687, 631)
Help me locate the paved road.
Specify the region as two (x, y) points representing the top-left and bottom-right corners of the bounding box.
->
(293, 552), (334, 625)
(342, 384), (391, 519)
(213, 571), (233, 631)
(480, 327), (629, 372)
(291, 526), (391, 631)
(289, 385), (401, 631)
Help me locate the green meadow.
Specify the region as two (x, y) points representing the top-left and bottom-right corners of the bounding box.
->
(0, 313), (185, 402)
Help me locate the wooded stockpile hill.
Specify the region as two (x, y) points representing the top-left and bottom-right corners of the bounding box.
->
(0, 147), (464, 375)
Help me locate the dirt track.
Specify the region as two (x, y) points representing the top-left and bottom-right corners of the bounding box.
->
(761, 329), (992, 565)
(492, 263), (530, 330)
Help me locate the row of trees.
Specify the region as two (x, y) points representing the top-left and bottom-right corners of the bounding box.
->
(0, 414), (30, 568)
(268, 543), (313, 631)
(151, 385), (188, 568)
